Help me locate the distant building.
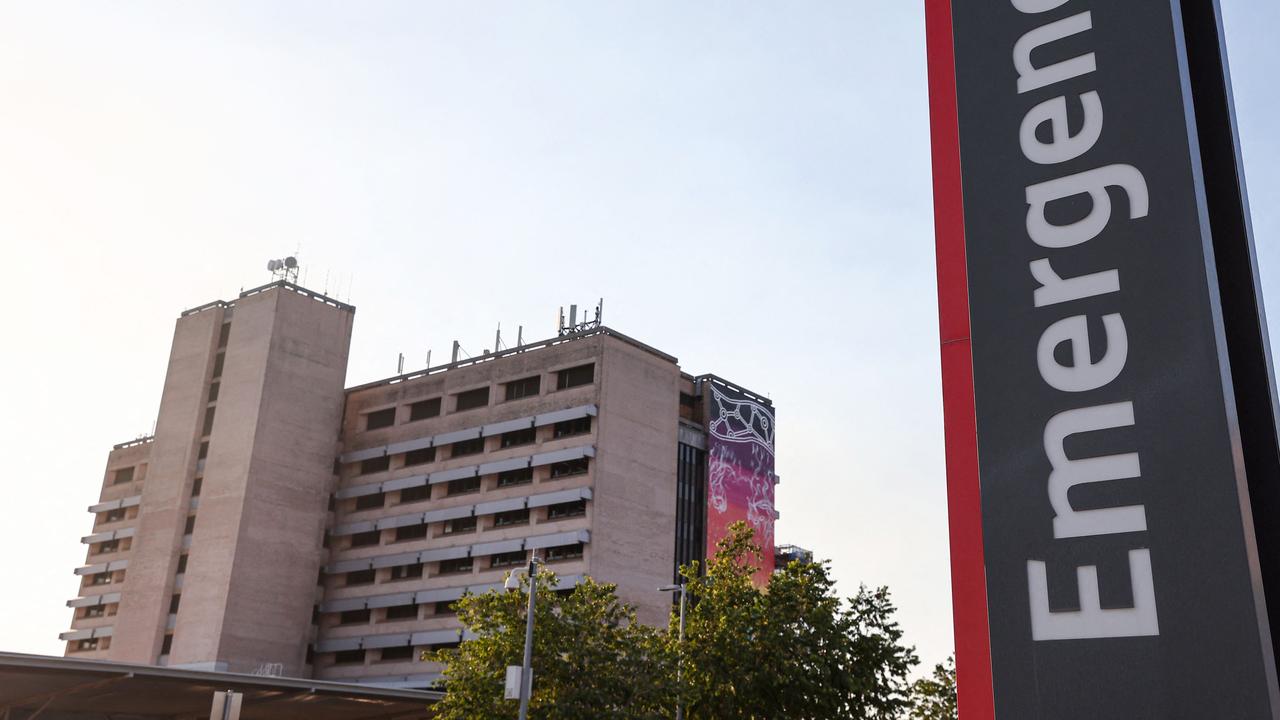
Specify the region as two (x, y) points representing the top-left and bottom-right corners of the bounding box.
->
(774, 544), (814, 570)
(62, 280), (778, 690)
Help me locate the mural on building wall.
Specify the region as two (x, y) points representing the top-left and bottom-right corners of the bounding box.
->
(705, 380), (776, 582)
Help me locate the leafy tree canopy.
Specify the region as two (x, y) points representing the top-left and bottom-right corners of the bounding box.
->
(430, 522), (921, 719)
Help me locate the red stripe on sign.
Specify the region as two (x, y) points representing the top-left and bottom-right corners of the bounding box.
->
(924, 0), (995, 718)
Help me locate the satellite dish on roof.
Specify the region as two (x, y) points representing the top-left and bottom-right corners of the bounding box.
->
(284, 256), (297, 269)
(267, 259), (281, 272)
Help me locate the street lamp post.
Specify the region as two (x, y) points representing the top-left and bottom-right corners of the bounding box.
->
(658, 583), (688, 720)
(507, 555), (542, 720)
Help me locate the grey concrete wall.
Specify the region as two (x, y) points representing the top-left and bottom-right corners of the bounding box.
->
(172, 286), (352, 675)
(591, 336), (680, 627)
(111, 306), (223, 663)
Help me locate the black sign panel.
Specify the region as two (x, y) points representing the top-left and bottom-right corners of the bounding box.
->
(945, 0), (1280, 716)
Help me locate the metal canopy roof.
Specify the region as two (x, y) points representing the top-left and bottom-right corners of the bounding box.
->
(0, 652), (439, 719)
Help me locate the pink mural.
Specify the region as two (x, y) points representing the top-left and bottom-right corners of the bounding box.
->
(705, 381), (776, 584)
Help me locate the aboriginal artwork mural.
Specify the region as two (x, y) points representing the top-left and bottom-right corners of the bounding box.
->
(706, 381), (776, 582)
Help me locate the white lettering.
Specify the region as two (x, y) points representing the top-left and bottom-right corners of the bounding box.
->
(1028, 549), (1159, 640)
(1037, 314), (1128, 392)
(1045, 402), (1145, 538)
(1030, 258), (1119, 307)
(1014, 12), (1096, 94)
(1020, 91), (1104, 165)
(1026, 164), (1150, 248)
(1012, 0), (1071, 13)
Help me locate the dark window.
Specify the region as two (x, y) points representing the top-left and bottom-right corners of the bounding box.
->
(208, 382), (220, 402)
(432, 640), (461, 652)
(496, 468), (533, 488)
(447, 477), (481, 496)
(217, 322), (231, 348)
(404, 447), (436, 466)
(176, 554), (188, 574)
(490, 550), (527, 568)
(554, 416), (592, 438)
(439, 557), (473, 575)
(351, 530), (381, 547)
(112, 467), (135, 485)
(547, 499), (587, 520)
(355, 492), (386, 510)
(409, 398), (442, 421)
(454, 387), (490, 412)
(103, 508), (126, 523)
(443, 516), (477, 535)
(90, 572), (113, 585)
(76, 638), (100, 651)
(501, 427), (536, 448)
(365, 408), (396, 431)
(550, 458), (590, 479)
(504, 376), (541, 401)
(385, 604), (419, 620)
(97, 539), (120, 554)
(160, 634), (174, 655)
(184, 515), (196, 535)
(451, 437), (485, 457)
(169, 594), (182, 613)
(333, 649), (366, 665)
(346, 569), (376, 586)
(390, 563), (424, 581)
(556, 364), (594, 390)
(198, 441), (209, 460)
(211, 352), (225, 379)
(399, 485), (430, 504)
(328, 494), (336, 511)
(680, 392), (697, 408)
(191, 477), (202, 496)
(493, 509), (530, 528)
(202, 406), (216, 436)
(380, 645), (414, 661)
(545, 543), (584, 562)
(395, 523), (428, 542)
(435, 600), (459, 615)
(360, 456), (390, 475)
(339, 609), (371, 625)
(84, 604), (106, 618)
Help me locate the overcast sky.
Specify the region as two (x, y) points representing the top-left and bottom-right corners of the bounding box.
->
(1, 1), (1277, 671)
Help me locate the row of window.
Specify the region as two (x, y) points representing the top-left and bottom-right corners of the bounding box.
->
(91, 538), (131, 556)
(85, 569), (125, 587)
(361, 363), (596, 432)
(72, 637), (110, 652)
(347, 499), (587, 550)
(357, 417), (592, 477)
(342, 542), (585, 587)
(348, 459), (589, 516)
(328, 643), (449, 666)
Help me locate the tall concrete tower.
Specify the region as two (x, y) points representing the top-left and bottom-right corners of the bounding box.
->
(101, 281), (354, 675)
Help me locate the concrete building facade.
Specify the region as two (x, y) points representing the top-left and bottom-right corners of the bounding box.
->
(61, 280), (776, 689)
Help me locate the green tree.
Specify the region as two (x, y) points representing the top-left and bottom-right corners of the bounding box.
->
(909, 656), (957, 720)
(427, 573), (670, 720)
(432, 522), (919, 719)
(674, 522), (919, 719)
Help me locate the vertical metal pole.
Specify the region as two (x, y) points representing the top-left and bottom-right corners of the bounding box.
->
(676, 585), (687, 720)
(518, 559), (538, 720)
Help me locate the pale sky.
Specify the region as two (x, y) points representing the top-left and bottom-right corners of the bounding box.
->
(1, 1), (1277, 672)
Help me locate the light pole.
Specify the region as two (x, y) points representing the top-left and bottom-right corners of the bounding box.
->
(506, 554), (542, 720)
(658, 583), (687, 720)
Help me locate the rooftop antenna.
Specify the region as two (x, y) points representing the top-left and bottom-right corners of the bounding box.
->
(452, 341), (461, 364)
(397, 353), (405, 375)
(517, 325), (524, 348)
(495, 323), (503, 352)
(265, 255), (300, 284)
(425, 349), (432, 368)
